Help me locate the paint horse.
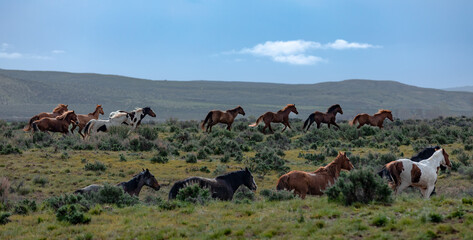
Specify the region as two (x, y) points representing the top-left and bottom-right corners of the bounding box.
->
(303, 104), (343, 131)
(110, 107), (157, 130)
(74, 169), (160, 197)
(249, 104), (298, 134)
(70, 105), (104, 138)
(350, 109), (393, 129)
(83, 112), (133, 139)
(382, 148), (451, 198)
(24, 104), (69, 131)
(168, 168), (257, 201)
(276, 152), (354, 199)
(32, 111), (79, 135)
(201, 106), (245, 132)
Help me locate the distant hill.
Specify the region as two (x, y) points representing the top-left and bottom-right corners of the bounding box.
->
(0, 68), (472, 121)
(444, 86), (473, 93)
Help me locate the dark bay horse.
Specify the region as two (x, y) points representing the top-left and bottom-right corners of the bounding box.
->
(24, 104), (69, 131)
(351, 109), (393, 129)
(276, 152), (354, 199)
(303, 104), (343, 131)
(168, 168), (257, 201)
(201, 106), (245, 132)
(74, 169), (160, 197)
(249, 104), (298, 134)
(32, 111), (79, 134)
(70, 105), (104, 138)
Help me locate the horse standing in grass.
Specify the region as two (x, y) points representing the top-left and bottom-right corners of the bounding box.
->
(74, 169), (160, 196)
(303, 104), (343, 131)
(382, 148), (451, 199)
(168, 168), (257, 201)
(32, 111), (79, 135)
(201, 106), (245, 132)
(24, 104), (69, 131)
(70, 105), (104, 138)
(276, 152), (354, 199)
(249, 104), (298, 134)
(350, 109), (393, 129)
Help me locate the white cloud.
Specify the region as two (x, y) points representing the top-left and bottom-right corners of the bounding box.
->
(52, 50), (65, 54)
(0, 52), (23, 59)
(230, 39), (379, 65)
(1, 43), (10, 52)
(0, 43), (52, 60)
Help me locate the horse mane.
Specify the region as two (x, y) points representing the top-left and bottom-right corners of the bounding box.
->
(88, 105), (102, 115)
(52, 104), (68, 113)
(56, 111), (73, 120)
(281, 104), (295, 111)
(376, 109), (392, 114)
(313, 153), (345, 177)
(327, 104), (341, 113)
(215, 169), (246, 181)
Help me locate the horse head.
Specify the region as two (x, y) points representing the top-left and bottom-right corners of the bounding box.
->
(337, 152), (354, 171)
(440, 149), (452, 169)
(141, 168), (161, 191)
(53, 104), (69, 113)
(387, 112), (393, 121)
(143, 107), (157, 117)
(69, 111), (79, 125)
(237, 106), (246, 116)
(289, 104), (298, 114)
(243, 167), (257, 191)
(97, 105), (105, 115)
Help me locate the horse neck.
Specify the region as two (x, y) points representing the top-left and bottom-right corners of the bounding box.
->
(421, 151), (443, 169)
(323, 161), (342, 178)
(120, 175), (144, 195)
(219, 173), (244, 193)
(279, 107), (293, 116)
(90, 108), (101, 118)
(227, 108), (239, 118)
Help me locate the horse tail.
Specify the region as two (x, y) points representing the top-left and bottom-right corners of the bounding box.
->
(201, 112), (213, 131)
(377, 166), (393, 182)
(249, 115), (264, 127)
(303, 113), (315, 131)
(84, 120), (94, 138)
(385, 161), (402, 187)
(350, 114), (361, 126)
(276, 174), (290, 191)
(24, 115), (39, 131)
(168, 177), (207, 200)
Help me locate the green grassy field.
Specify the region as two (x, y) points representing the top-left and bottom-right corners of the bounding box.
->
(1, 117), (473, 239)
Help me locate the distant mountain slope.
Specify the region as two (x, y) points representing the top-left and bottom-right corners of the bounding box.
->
(444, 86), (473, 93)
(0, 69), (472, 120)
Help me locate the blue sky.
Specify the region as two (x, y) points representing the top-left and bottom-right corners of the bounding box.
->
(0, 0), (472, 88)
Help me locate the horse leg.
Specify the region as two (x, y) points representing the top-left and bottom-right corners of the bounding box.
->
(268, 123), (274, 133)
(281, 124), (288, 132)
(395, 182), (410, 195)
(316, 122), (321, 129)
(306, 120), (314, 131)
(332, 122), (341, 130)
(226, 123), (232, 131)
(423, 185), (435, 199)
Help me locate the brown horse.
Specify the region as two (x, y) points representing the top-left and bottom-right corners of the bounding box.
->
(70, 105), (104, 138)
(249, 104), (298, 134)
(276, 152), (354, 199)
(303, 104), (343, 131)
(201, 106), (245, 132)
(350, 109), (393, 129)
(32, 111), (79, 135)
(24, 104), (69, 131)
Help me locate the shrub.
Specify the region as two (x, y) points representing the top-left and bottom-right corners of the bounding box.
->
(428, 212), (444, 223)
(378, 153), (397, 165)
(176, 185), (211, 205)
(371, 214), (389, 227)
(246, 147), (289, 177)
(45, 194), (91, 211)
(84, 161), (107, 172)
(56, 204), (91, 224)
(199, 166), (210, 173)
(129, 137), (154, 151)
(197, 148), (208, 160)
(220, 153), (230, 163)
(301, 152), (326, 165)
(233, 186), (256, 204)
(0, 144), (22, 155)
(260, 189), (295, 201)
(14, 199), (37, 215)
(138, 126), (158, 140)
(32, 175), (49, 187)
(97, 137), (125, 151)
(325, 168), (393, 205)
(0, 212), (11, 225)
(150, 154), (168, 164)
(457, 153), (470, 166)
(460, 165), (473, 179)
(89, 184), (139, 207)
(213, 165), (227, 175)
(185, 153), (197, 163)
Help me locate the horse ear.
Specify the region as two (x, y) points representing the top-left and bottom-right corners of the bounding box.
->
(142, 168), (145, 172)
(245, 167), (249, 172)
(146, 168), (149, 172)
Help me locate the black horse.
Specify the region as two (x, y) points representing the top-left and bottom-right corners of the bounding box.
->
(168, 168), (257, 201)
(378, 146), (441, 195)
(75, 169), (160, 196)
(303, 104), (343, 131)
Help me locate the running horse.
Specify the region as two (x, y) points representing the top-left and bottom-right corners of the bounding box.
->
(109, 107), (157, 130)
(249, 104), (298, 134)
(74, 169), (160, 197)
(31, 111), (79, 135)
(303, 104), (343, 131)
(350, 109), (393, 129)
(24, 104), (69, 131)
(201, 106), (245, 132)
(168, 168), (257, 201)
(381, 148), (451, 198)
(276, 152), (354, 199)
(70, 105), (104, 138)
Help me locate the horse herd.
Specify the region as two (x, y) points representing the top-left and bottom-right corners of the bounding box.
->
(22, 103), (449, 200)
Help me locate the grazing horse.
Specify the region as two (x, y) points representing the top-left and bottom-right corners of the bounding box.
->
(110, 107), (157, 130)
(74, 169), (160, 197)
(83, 112), (133, 139)
(168, 168), (257, 201)
(70, 105), (104, 138)
(350, 109), (393, 129)
(201, 106), (245, 132)
(303, 104), (343, 131)
(382, 149), (451, 198)
(32, 111), (79, 135)
(249, 104), (298, 134)
(276, 152), (354, 199)
(24, 104), (69, 131)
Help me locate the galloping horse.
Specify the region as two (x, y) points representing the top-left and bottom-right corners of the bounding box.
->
(303, 104), (343, 131)
(276, 152), (354, 199)
(110, 107), (157, 130)
(83, 112), (133, 139)
(24, 104), (68, 131)
(201, 106), (245, 132)
(32, 111), (79, 135)
(350, 109), (393, 129)
(382, 149), (451, 198)
(75, 169), (160, 196)
(168, 168), (257, 201)
(70, 105), (104, 138)
(249, 104), (298, 134)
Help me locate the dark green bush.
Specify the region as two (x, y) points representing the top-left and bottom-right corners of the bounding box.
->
(220, 153), (230, 163)
(32, 175), (48, 187)
(84, 161), (106, 172)
(45, 193), (92, 211)
(13, 199), (37, 215)
(176, 185), (211, 205)
(129, 137), (154, 151)
(428, 212), (444, 223)
(0, 212), (11, 225)
(371, 214), (389, 227)
(233, 186), (256, 204)
(150, 154), (168, 164)
(138, 126), (158, 140)
(260, 189), (295, 201)
(0, 144), (22, 155)
(301, 152), (325, 165)
(186, 153), (198, 163)
(56, 204), (91, 224)
(246, 147), (289, 176)
(88, 184), (139, 207)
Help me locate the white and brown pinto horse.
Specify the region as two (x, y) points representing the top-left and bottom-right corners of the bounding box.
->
(110, 107), (156, 130)
(83, 112), (133, 139)
(383, 149), (451, 198)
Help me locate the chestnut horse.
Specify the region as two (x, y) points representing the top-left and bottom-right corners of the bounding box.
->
(70, 105), (104, 138)
(32, 111), (79, 135)
(276, 152), (354, 199)
(24, 104), (69, 131)
(249, 104), (298, 134)
(350, 109), (393, 129)
(303, 104), (343, 131)
(201, 106), (245, 132)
